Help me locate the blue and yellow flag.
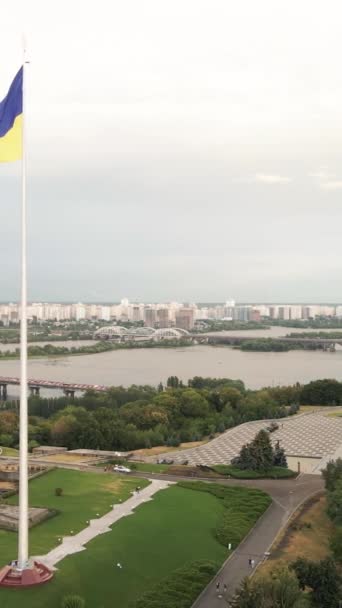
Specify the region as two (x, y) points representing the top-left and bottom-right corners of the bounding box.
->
(0, 67), (23, 162)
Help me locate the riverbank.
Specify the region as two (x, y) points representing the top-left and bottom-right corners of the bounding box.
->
(0, 335), (335, 360)
(0, 339), (193, 360)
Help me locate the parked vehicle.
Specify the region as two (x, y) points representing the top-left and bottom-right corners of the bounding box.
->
(113, 464), (131, 473)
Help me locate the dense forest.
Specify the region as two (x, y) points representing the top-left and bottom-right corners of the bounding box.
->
(0, 377), (341, 453)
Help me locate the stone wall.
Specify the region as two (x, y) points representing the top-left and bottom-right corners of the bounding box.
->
(0, 506), (52, 531)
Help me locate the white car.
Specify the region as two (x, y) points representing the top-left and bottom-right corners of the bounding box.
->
(113, 464), (131, 474)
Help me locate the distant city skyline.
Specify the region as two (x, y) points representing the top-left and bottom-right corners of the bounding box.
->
(0, 299), (341, 329)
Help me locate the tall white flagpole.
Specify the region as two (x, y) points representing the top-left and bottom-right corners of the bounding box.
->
(18, 38), (29, 571)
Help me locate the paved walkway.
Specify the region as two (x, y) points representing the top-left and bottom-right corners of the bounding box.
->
(34, 479), (173, 569)
(191, 474), (324, 607)
(159, 409), (342, 466)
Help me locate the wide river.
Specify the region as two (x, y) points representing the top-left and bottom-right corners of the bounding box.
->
(0, 327), (341, 392)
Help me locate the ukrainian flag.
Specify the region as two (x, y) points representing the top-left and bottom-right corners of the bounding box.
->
(0, 67), (23, 162)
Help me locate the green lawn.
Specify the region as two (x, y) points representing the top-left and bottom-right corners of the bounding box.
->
(0, 469), (149, 566)
(0, 447), (19, 456)
(212, 464), (297, 479)
(0, 481), (271, 608)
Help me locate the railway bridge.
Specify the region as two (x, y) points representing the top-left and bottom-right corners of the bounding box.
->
(0, 377), (108, 399)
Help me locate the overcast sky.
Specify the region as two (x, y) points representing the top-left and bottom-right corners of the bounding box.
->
(1, 0), (342, 302)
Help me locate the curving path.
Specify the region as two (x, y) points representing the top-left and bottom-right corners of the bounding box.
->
(190, 474), (324, 606)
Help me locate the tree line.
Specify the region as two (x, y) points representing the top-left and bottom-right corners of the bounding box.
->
(1, 377), (342, 453)
(0, 376), (290, 452)
(0, 338), (192, 360)
(239, 339), (327, 352)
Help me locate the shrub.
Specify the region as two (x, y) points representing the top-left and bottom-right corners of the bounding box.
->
(232, 429), (274, 471)
(61, 595), (85, 608)
(178, 481), (271, 549)
(132, 560), (218, 608)
(0, 433), (14, 447)
(166, 435), (180, 447)
(330, 526), (342, 562)
(291, 557), (341, 608)
(231, 568), (308, 608)
(55, 487), (63, 497)
(28, 439), (40, 452)
(322, 458), (342, 491)
(231, 430), (288, 472)
(267, 421), (279, 433)
(327, 480), (342, 524)
(211, 464), (295, 479)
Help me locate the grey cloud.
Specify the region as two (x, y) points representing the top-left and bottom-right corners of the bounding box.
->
(254, 174), (292, 184)
(319, 180), (342, 190)
(1, 1), (342, 301)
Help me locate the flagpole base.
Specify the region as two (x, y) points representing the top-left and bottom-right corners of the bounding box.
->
(0, 561), (53, 588)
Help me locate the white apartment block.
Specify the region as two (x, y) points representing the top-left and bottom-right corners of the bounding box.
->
(0, 299), (340, 324)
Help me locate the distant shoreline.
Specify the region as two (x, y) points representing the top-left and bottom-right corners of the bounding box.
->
(0, 339), (194, 361)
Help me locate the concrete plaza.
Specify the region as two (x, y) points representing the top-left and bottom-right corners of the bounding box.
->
(160, 410), (342, 472)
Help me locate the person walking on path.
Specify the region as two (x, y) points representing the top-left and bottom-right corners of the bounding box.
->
(216, 581), (220, 592)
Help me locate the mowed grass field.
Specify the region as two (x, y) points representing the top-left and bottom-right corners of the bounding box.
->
(0, 472), (271, 608)
(0, 469), (149, 565)
(0, 447), (19, 456)
(127, 462), (170, 473)
(0, 484), (228, 608)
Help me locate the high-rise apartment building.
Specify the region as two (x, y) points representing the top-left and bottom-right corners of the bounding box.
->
(144, 307), (156, 327)
(196, 306), (209, 319)
(278, 306), (290, 320)
(233, 306), (251, 322)
(72, 303), (86, 321)
(289, 305), (302, 320)
(156, 308), (169, 328)
(250, 309), (261, 322)
(175, 307), (195, 330)
(269, 306), (279, 319)
(132, 306), (141, 323)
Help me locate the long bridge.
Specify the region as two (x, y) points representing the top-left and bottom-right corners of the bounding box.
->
(0, 377), (108, 399)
